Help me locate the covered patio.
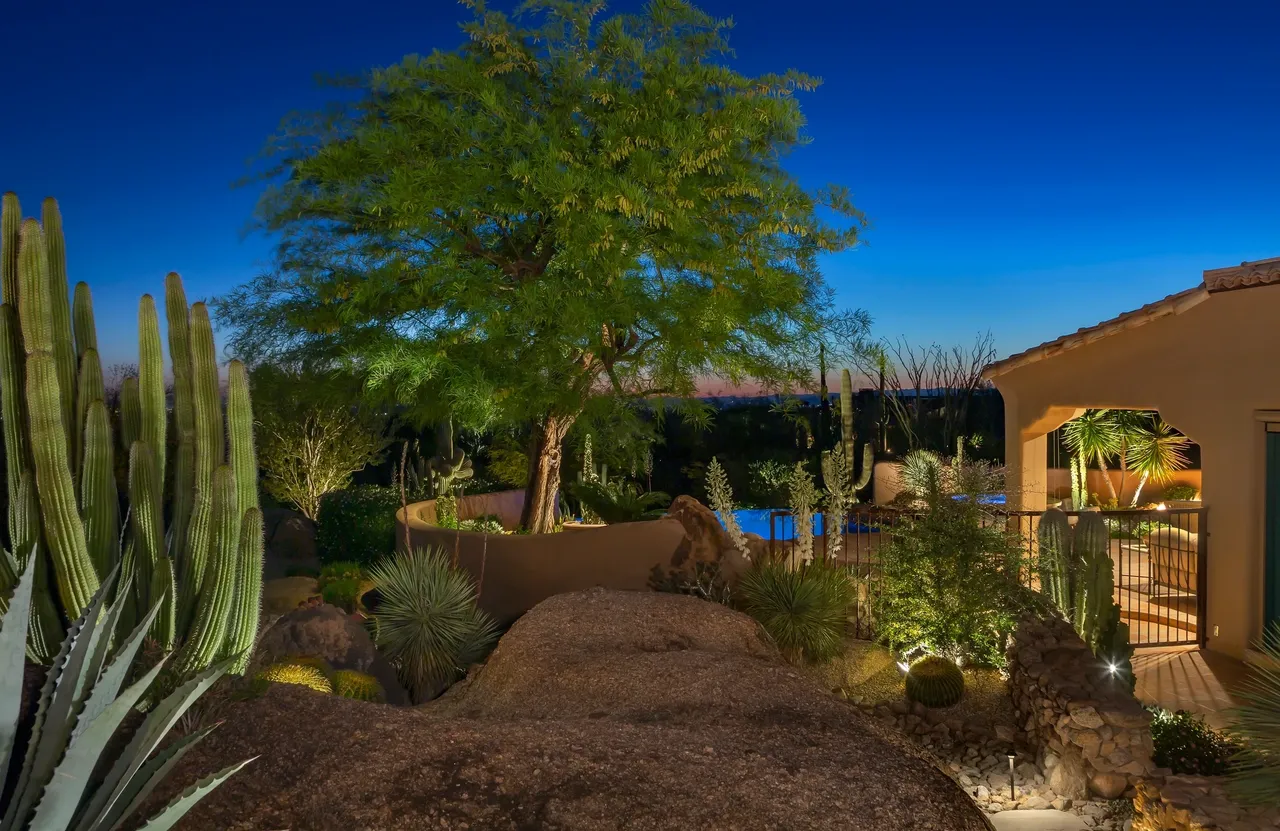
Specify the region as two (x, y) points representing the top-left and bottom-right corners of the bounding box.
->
(984, 257), (1280, 660)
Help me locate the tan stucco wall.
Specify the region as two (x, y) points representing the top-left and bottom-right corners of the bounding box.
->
(395, 496), (686, 625)
(992, 284), (1280, 657)
(872, 461), (1200, 506)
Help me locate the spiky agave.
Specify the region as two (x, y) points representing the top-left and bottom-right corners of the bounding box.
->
(0, 553), (253, 830)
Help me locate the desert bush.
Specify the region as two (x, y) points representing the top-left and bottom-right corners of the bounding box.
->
(569, 480), (670, 524)
(368, 547), (500, 702)
(318, 561), (365, 588)
(459, 514), (506, 534)
(1148, 707), (1238, 776)
(1229, 622), (1280, 807)
(747, 458), (794, 506)
(317, 485), (411, 565)
(737, 559), (853, 663)
(1162, 484), (1199, 501)
(874, 453), (1038, 666)
(321, 577), (364, 613)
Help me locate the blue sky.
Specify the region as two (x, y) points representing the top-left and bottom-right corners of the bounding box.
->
(3, 0), (1277, 373)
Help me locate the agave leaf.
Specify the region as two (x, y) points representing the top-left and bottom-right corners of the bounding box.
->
(2, 563), (112, 829)
(77, 659), (231, 829)
(28, 655), (170, 830)
(73, 584), (161, 742)
(72, 564), (123, 711)
(133, 756), (257, 831)
(102, 723), (219, 831)
(0, 546), (18, 614)
(0, 551), (35, 782)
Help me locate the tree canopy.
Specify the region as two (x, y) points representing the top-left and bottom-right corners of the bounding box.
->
(218, 0), (867, 530)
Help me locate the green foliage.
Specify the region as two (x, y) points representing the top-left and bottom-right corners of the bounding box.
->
(905, 656), (965, 708)
(316, 485), (408, 566)
(218, 0), (865, 532)
(874, 454), (1035, 666)
(320, 578), (363, 614)
(737, 559), (853, 663)
(252, 365), (389, 521)
(1162, 484), (1199, 501)
(1127, 416), (1192, 507)
(0, 196), (261, 676)
(368, 547), (500, 702)
(1228, 622), (1280, 807)
(458, 515), (506, 534)
(485, 446), (529, 489)
(648, 561), (733, 606)
(1147, 707), (1238, 776)
(318, 561), (365, 589)
(0, 556), (252, 831)
(747, 459), (793, 507)
(434, 493), (459, 529)
(569, 479), (671, 524)
(256, 662), (334, 694)
(332, 669), (385, 703)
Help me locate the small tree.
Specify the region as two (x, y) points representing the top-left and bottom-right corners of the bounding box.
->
(253, 366), (388, 519)
(219, 0), (865, 532)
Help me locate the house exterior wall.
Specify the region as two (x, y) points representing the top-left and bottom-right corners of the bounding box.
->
(991, 283), (1280, 658)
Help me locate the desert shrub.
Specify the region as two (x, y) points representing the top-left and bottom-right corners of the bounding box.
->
(1148, 707), (1238, 776)
(333, 669), (385, 702)
(1162, 484), (1199, 501)
(747, 458), (793, 507)
(256, 662), (334, 694)
(1229, 622), (1280, 807)
(321, 577), (364, 613)
(318, 561), (365, 588)
(435, 493), (460, 528)
(874, 453), (1039, 666)
(368, 547), (500, 702)
(486, 446), (529, 488)
(737, 559), (853, 663)
(458, 514), (506, 534)
(317, 485), (408, 565)
(569, 480), (670, 523)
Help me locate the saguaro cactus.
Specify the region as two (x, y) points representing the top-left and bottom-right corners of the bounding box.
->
(839, 369), (873, 501)
(0, 193), (262, 674)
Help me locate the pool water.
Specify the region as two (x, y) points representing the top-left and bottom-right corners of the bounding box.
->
(717, 494), (1005, 541)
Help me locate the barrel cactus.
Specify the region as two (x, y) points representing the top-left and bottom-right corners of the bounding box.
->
(905, 655), (965, 708)
(0, 193), (261, 675)
(256, 662), (335, 694)
(333, 669), (386, 702)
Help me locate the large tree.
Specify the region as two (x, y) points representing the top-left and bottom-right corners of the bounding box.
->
(219, 0), (865, 532)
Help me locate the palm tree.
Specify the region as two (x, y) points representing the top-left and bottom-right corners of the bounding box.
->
(1062, 409), (1123, 506)
(1111, 409), (1152, 503)
(1127, 416), (1191, 506)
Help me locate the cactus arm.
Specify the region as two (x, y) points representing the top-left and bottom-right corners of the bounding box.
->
(128, 441), (168, 644)
(0, 305), (32, 542)
(226, 361), (258, 519)
(72, 281), (98, 357)
(1, 192), (19, 305)
(189, 303), (224, 494)
(25, 352), (100, 613)
(138, 295), (167, 479)
(177, 489), (212, 634)
(840, 368), (854, 464)
(41, 199), (78, 452)
(165, 274), (195, 567)
(120, 377), (141, 453)
(13, 472), (64, 662)
(177, 466), (239, 675)
(224, 507), (263, 674)
(81, 400), (119, 577)
(73, 347), (105, 485)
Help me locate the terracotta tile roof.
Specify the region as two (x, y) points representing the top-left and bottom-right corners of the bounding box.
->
(985, 256), (1280, 380)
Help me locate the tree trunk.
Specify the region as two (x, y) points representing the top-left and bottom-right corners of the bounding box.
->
(1129, 472), (1150, 508)
(1097, 456), (1119, 506)
(521, 413), (575, 534)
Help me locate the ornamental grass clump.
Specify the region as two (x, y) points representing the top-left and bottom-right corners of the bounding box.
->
(737, 559), (853, 663)
(1228, 622), (1280, 807)
(368, 547), (499, 702)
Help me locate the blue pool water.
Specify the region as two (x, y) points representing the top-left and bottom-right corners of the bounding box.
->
(718, 493), (1006, 541)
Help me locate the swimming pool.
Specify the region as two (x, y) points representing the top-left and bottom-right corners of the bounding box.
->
(718, 494), (1006, 541)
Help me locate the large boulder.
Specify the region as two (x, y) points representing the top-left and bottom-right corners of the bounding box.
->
(663, 494), (731, 566)
(255, 603), (408, 705)
(149, 590), (992, 830)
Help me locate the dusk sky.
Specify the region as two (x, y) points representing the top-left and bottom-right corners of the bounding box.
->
(4, 0), (1278, 378)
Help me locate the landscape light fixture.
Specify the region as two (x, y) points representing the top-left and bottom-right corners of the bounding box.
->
(1007, 751), (1016, 802)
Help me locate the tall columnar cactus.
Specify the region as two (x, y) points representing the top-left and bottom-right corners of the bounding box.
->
(1035, 507), (1133, 685)
(0, 193), (262, 675)
(427, 417), (473, 496)
(838, 369), (873, 501)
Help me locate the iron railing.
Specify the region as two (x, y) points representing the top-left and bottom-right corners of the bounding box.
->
(767, 506), (1208, 648)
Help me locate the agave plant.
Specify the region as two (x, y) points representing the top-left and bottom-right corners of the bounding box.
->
(568, 480), (670, 524)
(0, 552), (252, 830)
(367, 547), (499, 703)
(1228, 622), (1280, 807)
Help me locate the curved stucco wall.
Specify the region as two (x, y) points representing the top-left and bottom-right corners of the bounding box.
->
(395, 491), (687, 624)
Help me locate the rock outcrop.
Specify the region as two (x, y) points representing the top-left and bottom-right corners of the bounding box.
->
(149, 590), (992, 830)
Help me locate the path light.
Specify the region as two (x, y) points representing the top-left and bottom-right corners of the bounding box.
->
(1007, 751), (1016, 802)
(897, 661), (910, 673)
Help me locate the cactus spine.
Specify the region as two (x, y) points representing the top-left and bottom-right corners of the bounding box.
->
(0, 194), (261, 674)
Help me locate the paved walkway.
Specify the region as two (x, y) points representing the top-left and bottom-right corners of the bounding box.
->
(989, 810), (1088, 830)
(1131, 646), (1252, 728)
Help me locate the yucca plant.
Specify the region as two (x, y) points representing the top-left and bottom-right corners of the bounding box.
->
(736, 558), (853, 663)
(1126, 416), (1191, 507)
(367, 547), (499, 703)
(568, 480), (670, 524)
(0, 553), (252, 830)
(1228, 622), (1280, 807)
